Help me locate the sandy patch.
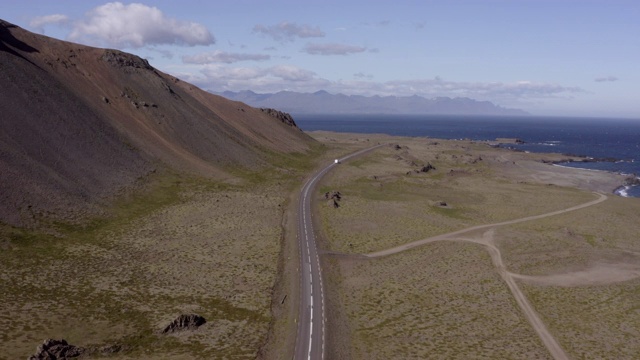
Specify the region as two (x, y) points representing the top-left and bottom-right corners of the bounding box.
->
(511, 262), (640, 286)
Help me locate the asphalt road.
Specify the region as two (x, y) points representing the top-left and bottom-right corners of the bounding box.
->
(294, 145), (383, 360)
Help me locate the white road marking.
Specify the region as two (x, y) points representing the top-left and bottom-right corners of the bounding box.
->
(295, 146), (384, 360)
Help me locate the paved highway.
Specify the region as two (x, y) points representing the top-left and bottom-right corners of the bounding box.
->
(293, 145), (383, 360)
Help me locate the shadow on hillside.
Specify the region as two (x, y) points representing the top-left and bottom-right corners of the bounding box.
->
(0, 20), (40, 63)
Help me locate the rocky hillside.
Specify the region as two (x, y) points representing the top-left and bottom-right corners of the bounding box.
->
(0, 19), (314, 227)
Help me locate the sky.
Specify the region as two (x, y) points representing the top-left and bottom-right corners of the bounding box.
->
(3, 0), (639, 118)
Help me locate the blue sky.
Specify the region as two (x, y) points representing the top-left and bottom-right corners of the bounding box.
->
(3, 0), (639, 118)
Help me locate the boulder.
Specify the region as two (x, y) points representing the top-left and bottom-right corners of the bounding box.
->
(162, 314), (207, 334)
(420, 163), (436, 173)
(332, 199), (340, 208)
(624, 176), (640, 186)
(29, 339), (85, 359)
(325, 191), (342, 201)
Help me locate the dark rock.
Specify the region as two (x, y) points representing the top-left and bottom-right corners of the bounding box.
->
(420, 163), (436, 173)
(29, 339), (85, 359)
(101, 49), (152, 70)
(259, 108), (299, 128)
(325, 190), (342, 201)
(325, 190), (342, 208)
(624, 176), (640, 186)
(99, 344), (125, 354)
(394, 144), (402, 150)
(162, 314), (207, 334)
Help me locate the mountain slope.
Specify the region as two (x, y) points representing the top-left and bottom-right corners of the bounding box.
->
(220, 90), (529, 116)
(0, 20), (313, 227)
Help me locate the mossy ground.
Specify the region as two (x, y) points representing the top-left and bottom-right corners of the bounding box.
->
(311, 132), (640, 359)
(0, 146), (326, 359)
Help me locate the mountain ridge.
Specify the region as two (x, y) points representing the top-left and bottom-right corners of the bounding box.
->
(218, 90), (529, 116)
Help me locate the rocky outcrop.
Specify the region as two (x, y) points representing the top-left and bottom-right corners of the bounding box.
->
(259, 108), (299, 128)
(29, 339), (85, 359)
(161, 314), (207, 334)
(406, 163), (437, 175)
(325, 191), (342, 201)
(325, 191), (342, 208)
(420, 163), (436, 173)
(100, 49), (153, 70)
(624, 176), (640, 186)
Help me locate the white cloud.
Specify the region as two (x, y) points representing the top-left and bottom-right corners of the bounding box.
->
(354, 72), (374, 79)
(29, 14), (69, 34)
(183, 50), (270, 64)
(270, 65), (316, 81)
(183, 64), (329, 93)
(252, 22), (325, 42)
(200, 65), (264, 81)
(303, 42), (367, 56)
(594, 76), (618, 82)
(185, 65), (583, 108)
(377, 78), (583, 101)
(68, 2), (214, 48)
(147, 48), (174, 59)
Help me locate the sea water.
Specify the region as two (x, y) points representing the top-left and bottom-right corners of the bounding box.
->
(295, 114), (640, 198)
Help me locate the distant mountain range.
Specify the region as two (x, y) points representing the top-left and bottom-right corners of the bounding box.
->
(219, 90), (529, 116)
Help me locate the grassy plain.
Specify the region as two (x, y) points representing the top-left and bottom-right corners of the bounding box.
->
(3, 129), (638, 359)
(498, 195), (640, 359)
(0, 144), (327, 359)
(311, 132), (640, 359)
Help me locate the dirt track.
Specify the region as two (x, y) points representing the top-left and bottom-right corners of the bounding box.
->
(366, 193), (607, 258)
(338, 192), (640, 360)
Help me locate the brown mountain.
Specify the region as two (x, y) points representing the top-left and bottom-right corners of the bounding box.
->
(0, 20), (313, 227)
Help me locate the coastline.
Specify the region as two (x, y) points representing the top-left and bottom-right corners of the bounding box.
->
(297, 115), (639, 198)
(499, 139), (637, 198)
(550, 162), (640, 198)
(310, 130), (631, 197)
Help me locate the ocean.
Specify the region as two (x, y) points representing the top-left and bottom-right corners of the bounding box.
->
(295, 114), (640, 198)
